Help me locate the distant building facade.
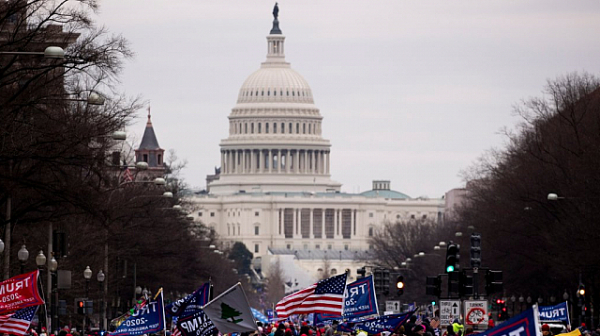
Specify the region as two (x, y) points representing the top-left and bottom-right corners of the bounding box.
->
(187, 11), (446, 284)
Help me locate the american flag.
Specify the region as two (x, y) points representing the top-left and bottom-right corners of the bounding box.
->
(120, 167), (134, 185)
(0, 305), (38, 336)
(275, 273), (347, 318)
(171, 316), (182, 336)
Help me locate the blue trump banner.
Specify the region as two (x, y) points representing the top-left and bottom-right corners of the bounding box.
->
(167, 283), (211, 317)
(475, 307), (541, 336)
(111, 290), (166, 336)
(177, 310), (217, 336)
(251, 308), (268, 324)
(338, 310), (415, 334)
(344, 275), (378, 319)
(539, 302), (570, 323)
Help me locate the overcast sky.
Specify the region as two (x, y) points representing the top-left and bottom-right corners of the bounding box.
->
(94, 0), (600, 198)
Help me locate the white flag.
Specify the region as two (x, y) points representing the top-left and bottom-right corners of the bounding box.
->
(202, 283), (257, 334)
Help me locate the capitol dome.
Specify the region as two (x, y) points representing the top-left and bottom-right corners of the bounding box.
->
(237, 67), (314, 104)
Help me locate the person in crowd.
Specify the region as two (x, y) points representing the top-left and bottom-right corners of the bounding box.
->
(285, 328), (293, 336)
(413, 325), (425, 336)
(300, 322), (310, 336)
(275, 323), (286, 336)
(405, 316), (418, 336)
(541, 324), (553, 336)
(452, 319), (464, 336)
(446, 325), (456, 336)
(464, 327), (474, 336)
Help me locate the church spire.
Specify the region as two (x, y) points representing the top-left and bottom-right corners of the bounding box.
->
(146, 105), (153, 126)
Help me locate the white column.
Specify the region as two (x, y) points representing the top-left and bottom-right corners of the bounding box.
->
(242, 150), (246, 173)
(250, 150), (254, 173)
(227, 150), (232, 174)
(221, 151), (225, 174)
(326, 151), (330, 174)
(286, 150), (291, 173)
(234, 150), (239, 173)
(295, 150), (300, 174)
(351, 209), (355, 236)
(311, 150), (316, 174)
(268, 150), (272, 173)
(304, 151), (308, 173)
(309, 209), (313, 238)
(258, 150), (263, 173)
(277, 149), (282, 173)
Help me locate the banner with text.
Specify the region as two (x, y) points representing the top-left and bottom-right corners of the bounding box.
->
(0, 271), (44, 315)
(472, 306), (541, 336)
(167, 283), (211, 317)
(177, 309), (217, 336)
(111, 290), (165, 336)
(337, 310), (415, 334)
(539, 302), (570, 324)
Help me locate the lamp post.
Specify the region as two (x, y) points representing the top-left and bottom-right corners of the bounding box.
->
(83, 266), (92, 334)
(35, 251), (46, 332)
(18, 245), (29, 274)
(97, 270), (106, 331)
(48, 255), (58, 334)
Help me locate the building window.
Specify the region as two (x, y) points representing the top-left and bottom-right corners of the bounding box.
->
(198, 212), (203, 217)
(266, 123), (269, 133)
(143, 154), (148, 162)
(289, 123), (292, 133)
(245, 123), (248, 133)
(251, 123), (254, 133)
(210, 212), (215, 217)
(286, 244), (291, 250)
(344, 245), (349, 250)
(331, 269), (337, 275)
(422, 214), (427, 219)
(255, 211), (259, 216)
(369, 244), (373, 250)
(157, 154), (162, 165)
(327, 244), (332, 250)
(315, 244), (320, 250)
(296, 123), (299, 134)
(317, 268), (323, 273)
(303, 244), (308, 250)
(303, 123), (306, 134)
(255, 244), (259, 253)
(411, 214), (415, 219)
(255, 226), (259, 235)
(258, 123), (262, 133)
(282, 123), (285, 133)
(227, 225), (230, 236)
(396, 214), (400, 219)
(274, 123), (277, 133)
(369, 213), (373, 218)
(368, 227), (373, 237)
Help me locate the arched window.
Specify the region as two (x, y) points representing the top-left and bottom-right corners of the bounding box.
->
(281, 123), (285, 134)
(274, 90), (277, 96)
(251, 123), (254, 133)
(255, 226), (260, 235)
(289, 123), (292, 133)
(303, 123), (306, 134)
(368, 227), (374, 237)
(267, 90), (270, 96)
(274, 123), (277, 133)
(258, 123), (262, 133)
(227, 224), (230, 236)
(266, 123), (269, 134)
(296, 123), (299, 134)
(245, 123), (248, 134)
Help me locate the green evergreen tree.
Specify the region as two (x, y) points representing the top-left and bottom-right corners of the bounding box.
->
(220, 303), (243, 324)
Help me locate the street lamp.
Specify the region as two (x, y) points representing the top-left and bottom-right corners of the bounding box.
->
(547, 193), (564, 201)
(563, 291), (569, 301)
(439, 241), (447, 247)
(83, 266), (92, 333)
(97, 270), (106, 331)
(18, 245), (29, 274)
(35, 251), (46, 332)
(48, 255), (58, 333)
(0, 239), (4, 253)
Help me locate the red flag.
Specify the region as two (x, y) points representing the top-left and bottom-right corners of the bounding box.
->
(0, 271), (44, 315)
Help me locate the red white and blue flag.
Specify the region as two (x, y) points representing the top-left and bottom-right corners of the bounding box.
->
(0, 306), (38, 336)
(275, 273), (347, 318)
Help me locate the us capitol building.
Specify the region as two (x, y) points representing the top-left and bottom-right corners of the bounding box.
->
(187, 7), (447, 288)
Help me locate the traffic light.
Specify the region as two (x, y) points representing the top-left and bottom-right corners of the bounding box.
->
(445, 243), (459, 273)
(448, 271), (460, 298)
(76, 299), (85, 315)
(357, 267), (366, 280)
(485, 270), (503, 295)
(373, 268), (390, 296)
(85, 300), (94, 314)
(459, 271), (473, 297)
(426, 275), (442, 297)
(470, 233), (481, 268)
(395, 275), (405, 296)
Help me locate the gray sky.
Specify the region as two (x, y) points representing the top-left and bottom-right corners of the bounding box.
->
(94, 0), (600, 198)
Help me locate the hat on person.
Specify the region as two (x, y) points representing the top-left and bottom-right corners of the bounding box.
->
(542, 325), (550, 332)
(302, 322), (308, 326)
(413, 326), (425, 333)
